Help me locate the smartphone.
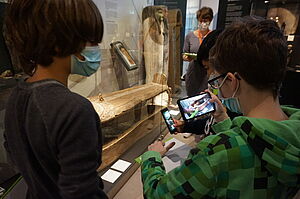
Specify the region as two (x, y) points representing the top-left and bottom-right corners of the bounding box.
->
(161, 108), (177, 134)
(177, 92), (215, 121)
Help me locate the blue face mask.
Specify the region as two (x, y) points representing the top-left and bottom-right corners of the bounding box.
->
(221, 97), (242, 114)
(217, 74), (243, 114)
(71, 46), (101, 76)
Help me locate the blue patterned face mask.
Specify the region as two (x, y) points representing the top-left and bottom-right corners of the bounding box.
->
(217, 74), (242, 114)
(71, 46), (101, 76)
(221, 97), (242, 114)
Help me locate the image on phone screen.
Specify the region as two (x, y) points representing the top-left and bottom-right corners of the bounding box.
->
(161, 108), (176, 133)
(178, 92), (215, 121)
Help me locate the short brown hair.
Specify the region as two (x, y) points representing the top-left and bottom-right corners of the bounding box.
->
(196, 7), (213, 21)
(212, 16), (287, 97)
(4, 0), (104, 75)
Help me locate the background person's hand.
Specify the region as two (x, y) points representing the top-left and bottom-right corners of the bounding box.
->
(148, 141), (175, 156)
(205, 89), (229, 123)
(182, 54), (193, 62)
(173, 119), (185, 133)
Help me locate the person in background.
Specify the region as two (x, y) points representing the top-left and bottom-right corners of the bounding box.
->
(197, 30), (223, 81)
(141, 17), (300, 198)
(180, 7), (214, 138)
(4, 0), (107, 198)
(178, 30), (224, 139)
(182, 7), (213, 97)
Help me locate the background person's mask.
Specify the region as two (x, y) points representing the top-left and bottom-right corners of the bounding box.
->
(71, 46), (101, 76)
(198, 22), (210, 31)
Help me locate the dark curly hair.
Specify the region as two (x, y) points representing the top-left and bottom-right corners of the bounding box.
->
(4, 0), (104, 75)
(212, 16), (287, 98)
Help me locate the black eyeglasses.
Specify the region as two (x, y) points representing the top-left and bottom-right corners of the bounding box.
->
(208, 73), (227, 89)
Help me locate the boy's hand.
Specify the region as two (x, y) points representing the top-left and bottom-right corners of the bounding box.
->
(173, 119), (185, 133)
(148, 141), (176, 156)
(182, 54), (193, 62)
(205, 89), (229, 123)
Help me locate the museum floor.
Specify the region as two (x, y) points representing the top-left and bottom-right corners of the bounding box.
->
(113, 81), (198, 199)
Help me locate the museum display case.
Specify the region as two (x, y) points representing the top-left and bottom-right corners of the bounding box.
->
(0, 0), (184, 197)
(1, 0), (299, 198)
(84, 4), (182, 172)
(251, 0), (300, 108)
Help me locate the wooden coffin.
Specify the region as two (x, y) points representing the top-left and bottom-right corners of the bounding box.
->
(142, 6), (169, 83)
(88, 83), (169, 170)
(167, 9), (182, 93)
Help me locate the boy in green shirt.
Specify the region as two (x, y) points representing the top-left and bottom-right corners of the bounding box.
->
(141, 17), (300, 199)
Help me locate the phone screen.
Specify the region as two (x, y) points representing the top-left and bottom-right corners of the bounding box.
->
(178, 92), (215, 121)
(161, 108), (176, 133)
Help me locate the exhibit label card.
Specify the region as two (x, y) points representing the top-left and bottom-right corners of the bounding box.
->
(111, 159), (131, 172)
(101, 169), (122, 184)
(287, 35), (295, 42)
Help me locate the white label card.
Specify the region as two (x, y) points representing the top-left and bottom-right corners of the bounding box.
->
(287, 35), (295, 41)
(101, 169), (122, 184)
(111, 159), (131, 172)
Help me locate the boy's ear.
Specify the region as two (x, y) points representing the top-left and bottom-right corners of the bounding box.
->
(227, 72), (239, 92)
(226, 72), (235, 82)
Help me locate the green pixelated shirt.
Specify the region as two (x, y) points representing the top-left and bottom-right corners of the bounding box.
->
(141, 106), (300, 198)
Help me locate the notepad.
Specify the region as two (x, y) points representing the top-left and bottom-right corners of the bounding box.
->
(162, 156), (182, 173)
(164, 137), (186, 151)
(135, 138), (191, 173)
(163, 138), (192, 172)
